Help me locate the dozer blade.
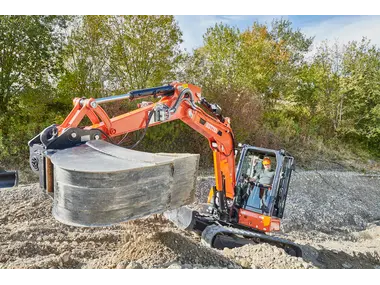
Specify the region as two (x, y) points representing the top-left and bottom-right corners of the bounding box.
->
(0, 170), (18, 188)
(164, 203), (212, 231)
(164, 206), (197, 230)
(48, 140), (199, 227)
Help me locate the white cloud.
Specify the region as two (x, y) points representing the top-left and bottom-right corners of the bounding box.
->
(302, 16), (380, 51)
(220, 15), (251, 21)
(175, 15), (232, 52)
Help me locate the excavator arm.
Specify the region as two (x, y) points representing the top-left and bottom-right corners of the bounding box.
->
(50, 82), (235, 198)
(28, 82), (236, 226)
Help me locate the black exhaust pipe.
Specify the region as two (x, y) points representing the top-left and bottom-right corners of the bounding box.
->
(0, 170), (18, 188)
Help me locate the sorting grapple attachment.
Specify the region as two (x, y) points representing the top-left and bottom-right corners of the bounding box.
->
(40, 140), (199, 227)
(0, 170), (18, 188)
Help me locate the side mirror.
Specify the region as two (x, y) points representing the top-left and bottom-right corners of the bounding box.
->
(291, 163), (296, 171)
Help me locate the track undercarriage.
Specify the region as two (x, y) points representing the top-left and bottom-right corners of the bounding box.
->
(164, 206), (302, 257)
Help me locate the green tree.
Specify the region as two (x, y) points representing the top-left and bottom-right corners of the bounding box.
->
(107, 15), (183, 90)
(292, 42), (343, 138)
(200, 23), (240, 88)
(0, 16), (69, 113)
(270, 18), (313, 65)
(340, 38), (380, 149)
(268, 19), (313, 102)
(57, 16), (110, 102)
(0, 16), (70, 166)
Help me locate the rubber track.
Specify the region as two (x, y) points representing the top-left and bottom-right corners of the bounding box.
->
(201, 224), (302, 257)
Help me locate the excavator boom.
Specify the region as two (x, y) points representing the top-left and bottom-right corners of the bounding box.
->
(28, 82), (236, 226)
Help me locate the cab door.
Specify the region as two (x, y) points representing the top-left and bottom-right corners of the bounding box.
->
(273, 156), (294, 218)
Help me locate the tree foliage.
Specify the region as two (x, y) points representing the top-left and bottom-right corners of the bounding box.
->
(108, 16), (183, 90)
(0, 16), (70, 165)
(1, 16), (379, 169)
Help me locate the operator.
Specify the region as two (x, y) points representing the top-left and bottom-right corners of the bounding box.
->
(251, 157), (274, 212)
(252, 157), (274, 186)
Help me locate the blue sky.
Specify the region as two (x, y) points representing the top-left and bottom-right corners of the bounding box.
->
(175, 15), (380, 52)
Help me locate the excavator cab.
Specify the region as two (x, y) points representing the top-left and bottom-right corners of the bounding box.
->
(233, 145), (294, 231)
(186, 144), (300, 254)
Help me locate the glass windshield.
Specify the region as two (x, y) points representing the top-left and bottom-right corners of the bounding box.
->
(237, 149), (277, 214)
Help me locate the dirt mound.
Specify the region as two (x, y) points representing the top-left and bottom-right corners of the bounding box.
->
(0, 184), (123, 269)
(223, 243), (315, 269)
(0, 184), (237, 269)
(88, 218), (239, 269)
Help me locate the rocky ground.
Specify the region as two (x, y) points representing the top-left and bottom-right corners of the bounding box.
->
(1, 170), (380, 269)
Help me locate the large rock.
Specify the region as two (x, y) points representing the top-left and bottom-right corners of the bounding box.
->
(49, 140), (199, 227)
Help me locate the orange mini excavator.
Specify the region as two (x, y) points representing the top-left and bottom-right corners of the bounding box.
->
(28, 82), (301, 256)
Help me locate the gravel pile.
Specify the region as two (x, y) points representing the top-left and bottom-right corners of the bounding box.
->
(197, 171), (380, 234)
(282, 171), (380, 234)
